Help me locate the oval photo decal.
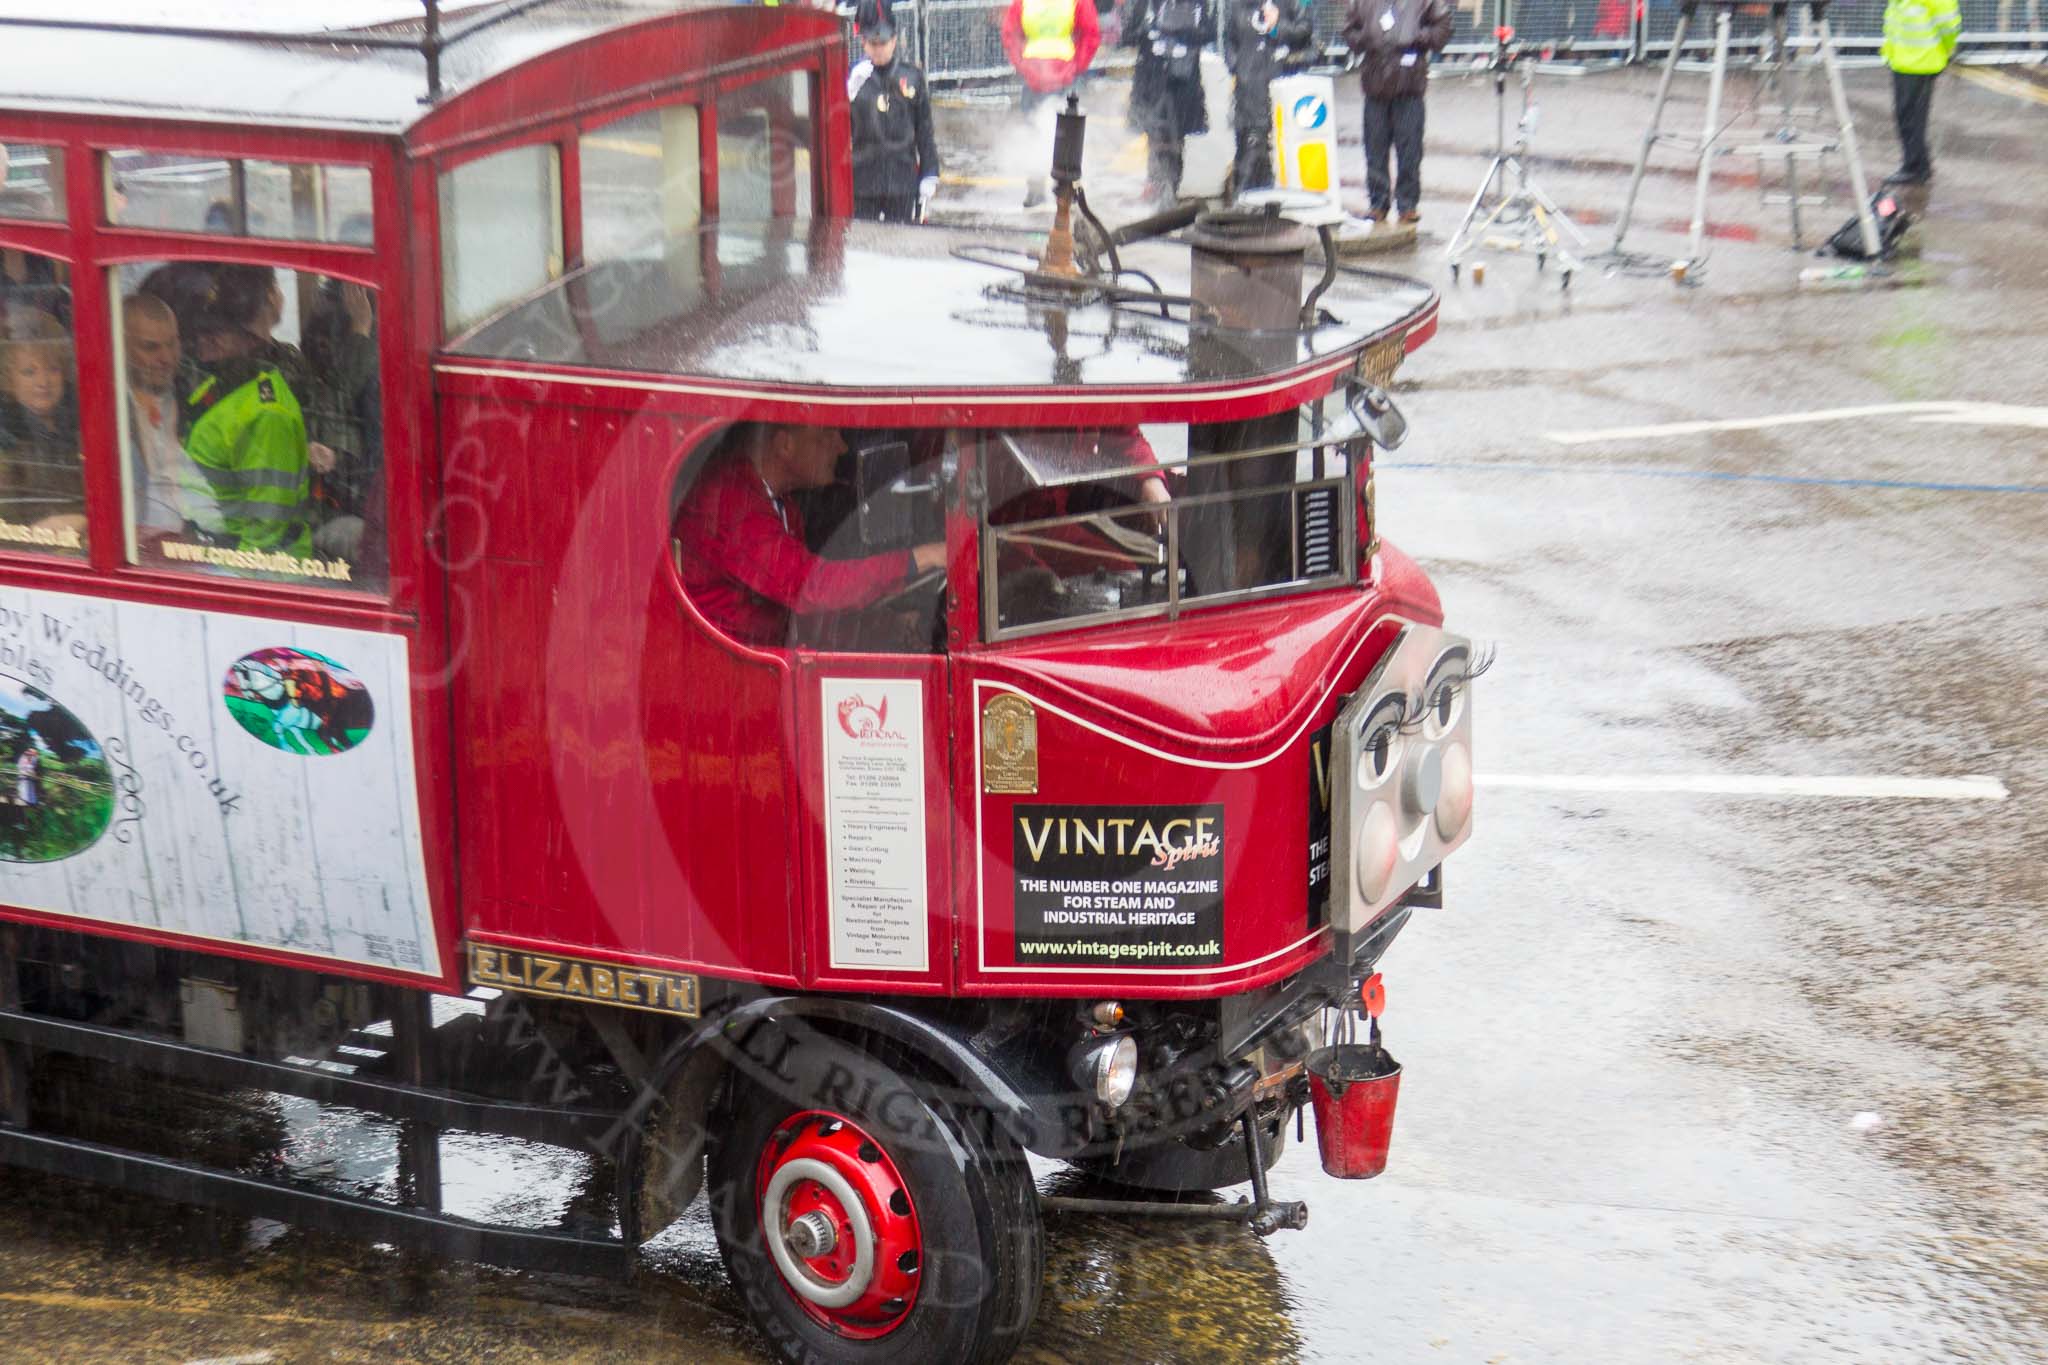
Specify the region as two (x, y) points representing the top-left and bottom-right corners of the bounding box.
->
(223, 648), (375, 757)
(0, 673), (115, 864)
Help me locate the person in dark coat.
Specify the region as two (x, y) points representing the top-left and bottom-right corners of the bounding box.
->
(847, 0), (941, 222)
(1342, 0), (1452, 225)
(1226, 0), (1314, 194)
(1123, 0), (1216, 202)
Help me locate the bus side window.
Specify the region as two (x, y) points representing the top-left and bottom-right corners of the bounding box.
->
(115, 260), (384, 590)
(0, 252), (86, 557)
(439, 144), (563, 337)
(717, 73), (815, 223)
(580, 105), (701, 263)
(0, 142), (66, 223)
(104, 150), (372, 245)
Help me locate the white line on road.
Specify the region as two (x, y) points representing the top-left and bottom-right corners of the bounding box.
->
(1477, 773), (2009, 800)
(1546, 402), (2048, 446)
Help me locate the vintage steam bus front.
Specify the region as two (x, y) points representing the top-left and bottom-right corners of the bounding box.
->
(0, 6), (1473, 1363)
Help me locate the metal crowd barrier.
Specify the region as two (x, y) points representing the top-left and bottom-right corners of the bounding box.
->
(895, 0), (2043, 86)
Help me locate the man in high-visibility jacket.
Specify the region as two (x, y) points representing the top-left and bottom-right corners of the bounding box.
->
(179, 275), (326, 560)
(1883, 0), (1962, 186)
(1003, 0), (1102, 207)
(181, 353), (316, 558)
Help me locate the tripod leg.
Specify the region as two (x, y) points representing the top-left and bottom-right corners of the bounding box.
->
(1447, 156), (1507, 260)
(1687, 8), (1733, 264)
(1815, 6), (1881, 258)
(1531, 203), (1583, 273)
(1612, 6), (1691, 252)
(1787, 138), (1804, 248)
(1529, 178), (1592, 247)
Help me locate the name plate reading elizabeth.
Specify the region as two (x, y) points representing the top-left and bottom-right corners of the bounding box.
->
(468, 944), (700, 1017)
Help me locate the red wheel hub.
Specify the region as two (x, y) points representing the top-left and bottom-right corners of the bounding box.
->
(755, 1111), (923, 1339)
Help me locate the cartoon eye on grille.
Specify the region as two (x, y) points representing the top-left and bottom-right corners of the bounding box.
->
(1421, 645), (1470, 741)
(1355, 694), (1406, 790)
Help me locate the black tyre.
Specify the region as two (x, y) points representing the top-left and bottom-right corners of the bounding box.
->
(707, 1027), (1043, 1365)
(1075, 1106), (1288, 1194)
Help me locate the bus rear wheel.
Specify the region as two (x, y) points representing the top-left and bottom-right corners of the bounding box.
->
(707, 1030), (1042, 1365)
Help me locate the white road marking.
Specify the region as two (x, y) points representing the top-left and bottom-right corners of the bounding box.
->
(1477, 773), (2009, 801)
(1546, 402), (2048, 446)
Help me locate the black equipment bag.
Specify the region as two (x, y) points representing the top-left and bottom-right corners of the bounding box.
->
(1824, 190), (1911, 261)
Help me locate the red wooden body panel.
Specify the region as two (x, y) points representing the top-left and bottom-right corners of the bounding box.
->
(435, 359), (1444, 997)
(957, 549), (1444, 998)
(0, 108), (462, 990)
(1, 4), (1450, 1005)
(406, 10), (847, 160)
(441, 394), (804, 986)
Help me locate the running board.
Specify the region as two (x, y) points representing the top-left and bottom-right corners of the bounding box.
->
(0, 1008), (623, 1149)
(0, 1125), (632, 1277)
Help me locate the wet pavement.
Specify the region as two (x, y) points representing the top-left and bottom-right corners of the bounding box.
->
(5, 56), (2047, 1365)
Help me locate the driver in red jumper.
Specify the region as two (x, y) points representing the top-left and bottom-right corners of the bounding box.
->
(674, 423), (946, 647)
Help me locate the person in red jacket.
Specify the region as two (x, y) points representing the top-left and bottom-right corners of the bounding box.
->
(1003, 0), (1103, 207)
(673, 423), (946, 647)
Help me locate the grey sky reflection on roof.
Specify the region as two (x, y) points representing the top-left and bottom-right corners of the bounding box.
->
(446, 220), (1437, 393)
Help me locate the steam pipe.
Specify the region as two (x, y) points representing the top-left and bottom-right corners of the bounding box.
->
(1107, 201), (1203, 247)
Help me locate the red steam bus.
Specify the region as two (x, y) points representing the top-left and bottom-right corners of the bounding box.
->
(0, 4), (1473, 1360)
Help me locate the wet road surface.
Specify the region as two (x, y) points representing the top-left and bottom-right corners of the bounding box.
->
(5, 58), (2047, 1365)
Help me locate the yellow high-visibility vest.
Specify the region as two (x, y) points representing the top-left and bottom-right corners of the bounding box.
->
(1022, 0), (1078, 61)
(1882, 0), (1960, 74)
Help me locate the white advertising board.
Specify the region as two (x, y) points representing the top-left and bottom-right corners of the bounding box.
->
(821, 677), (928, 972)
(0, 585), (438, 976)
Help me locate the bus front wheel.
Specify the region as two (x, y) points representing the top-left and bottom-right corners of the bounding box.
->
(707, 1029), (1043, 1365)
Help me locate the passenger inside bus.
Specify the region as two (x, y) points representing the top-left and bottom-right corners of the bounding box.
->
(0, 246), (69, 331)
(121, 292), (220, 539)
(130, 262), (374, 573)
(989, 428), (1172, 542)
(672, 422), (946, 648)
(983, 426), (1197, 632)
(177, 269), (331, 560)
(0, 307), (84, 540)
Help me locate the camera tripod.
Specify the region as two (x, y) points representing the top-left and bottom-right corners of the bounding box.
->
(1444, 27), (1587, 289)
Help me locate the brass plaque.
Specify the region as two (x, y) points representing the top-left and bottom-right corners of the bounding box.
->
(468, 943), (700, 1018)
(1358, 334), (1407, 388)
(981, 694), (1040, 794)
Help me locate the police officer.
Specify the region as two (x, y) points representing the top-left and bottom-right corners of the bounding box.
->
(847, 0), (940, 222)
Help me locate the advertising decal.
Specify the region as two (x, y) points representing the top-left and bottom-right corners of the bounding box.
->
(1012, 803), (1225, 966)
(821, 677), (929, 971)
(0, 586), (438, 975)
(1308, 720), (1333, 931)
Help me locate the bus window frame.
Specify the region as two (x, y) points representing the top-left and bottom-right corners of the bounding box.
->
(426, 53), (829, 325)
(0, 225), (84, 562)
(100, 145), (377, 246)
(0, 140), (66, 225)
(0, 117), (416, 629)
(428, 125), (577, 341)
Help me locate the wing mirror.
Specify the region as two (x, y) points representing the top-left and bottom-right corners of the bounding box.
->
(1348, 382), (1408, 451)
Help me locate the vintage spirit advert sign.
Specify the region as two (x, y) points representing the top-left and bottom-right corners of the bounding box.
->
(0, 585), (438, 975)
(1012, 804), (1225, 966)
(821, 677), (929, 971)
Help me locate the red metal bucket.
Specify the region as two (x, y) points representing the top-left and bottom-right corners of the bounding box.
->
(1305, 1042), (1402, 1179)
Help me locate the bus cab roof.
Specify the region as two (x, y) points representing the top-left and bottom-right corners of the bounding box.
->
(0, 1), (796, 136)
(440, 218), (1438, 403)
